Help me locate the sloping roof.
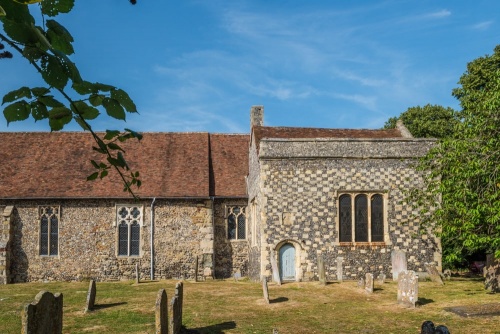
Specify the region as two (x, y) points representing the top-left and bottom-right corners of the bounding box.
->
(0, 132), (249, 199)
(252, 126), (404, 150)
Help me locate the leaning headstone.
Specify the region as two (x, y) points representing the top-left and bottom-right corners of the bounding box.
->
(269, 253), (281, 285)
(365, 273), (374, 293)
(397, 270), (418, 308)
(174, 281), (183, 326)
(155, 289), (168, 334)
(357, 278), (365, 289)
(85, 279), (96, 312)
(336, 257), (344, 282)
(377, 273), (386, 284)
(194, 256), (199, 282)
(135, 263), (140, 284)
(318, 255), (326, 285)
(22, 291), (63, 334)
(391, 250), (407, 281)
(424, 263), (444, 285)
(262, 278), (270, 304)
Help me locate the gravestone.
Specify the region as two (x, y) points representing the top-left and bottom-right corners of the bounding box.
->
(357, 278), (365, 289)
(135, 263), (140, 284)
(194, 256), (199, 282)
(336, 257), (344, 282)
(365, 273), (374, 293)
(377, 273), (386, 284)
(22, 291), (63, 334)
(175, 281), (183, 325)
(155, 289), (168, 334)
(85, 279), (96, 312)
(269, 253), (281, 285)
(262, 278), (270, 304)
(397, 270), (418, 308)
(424, 263), (444, 285)
(169, 282), (183, 334)
(391, 250), (407, 281)
(318, 255), (326, 285)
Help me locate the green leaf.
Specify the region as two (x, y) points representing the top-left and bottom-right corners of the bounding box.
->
(71, 100), (99, 120)
(94, 83), (115, 92)
(90, 160), (99, 169)
(2, 87), (32, 105)
(87, 172), (99, 181)
(104, 130), (120, 140)
(102, 98), (125, 120)
(0, 0), (34, 23)
(52, 50), (82, 83)
(99, 170), (108, 179)
(2, 19), (38, 44)
(38, 95), (64, 107)
(75, 117), (90, 131)
(107, 142), (124, 152)
(30, 101), (49, 121)
(3, 101), (30, 124)
(22, 46), (46, 61)
(41, 0), (75, 17)
(46, 19), (74, 55)
(48, 106), (72, 131)
(125, 128), (143, 140)
(111, 89), (137, 113)
(89, 94), (104, 107)
(73, 81), (95, 95)
(0, 5), (6, 16)
(30, 87), (51, 97)
(40, 54), (68, 89)
(33, 26), (52, 50)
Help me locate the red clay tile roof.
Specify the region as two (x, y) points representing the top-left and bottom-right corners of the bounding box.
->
(0, 132), (249, 199)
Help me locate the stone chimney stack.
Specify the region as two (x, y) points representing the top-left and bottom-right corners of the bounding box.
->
(250, 105), (264, 129)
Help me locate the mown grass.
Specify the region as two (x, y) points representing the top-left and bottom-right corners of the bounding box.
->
(0, 278), (498, 333)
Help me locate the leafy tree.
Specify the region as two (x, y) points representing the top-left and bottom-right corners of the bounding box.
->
(383, 104), (459, 138)
(413, 45), (500, 267)
(0, 0), (141, 196)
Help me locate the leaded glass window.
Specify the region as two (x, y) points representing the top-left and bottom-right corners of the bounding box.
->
(339, 194), (352, 242)
(355, 195), (368, 242)
(39, 206), (59, 256)
(116, 205), (143, 256)
(227, 205), (246, 240)
(371, 194), (384, 242)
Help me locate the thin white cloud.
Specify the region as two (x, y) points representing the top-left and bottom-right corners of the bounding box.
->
(423, 9), (451, 19)
(471, 21), (493, 30)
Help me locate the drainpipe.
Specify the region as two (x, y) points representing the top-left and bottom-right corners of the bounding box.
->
(150, 197), (156, 281)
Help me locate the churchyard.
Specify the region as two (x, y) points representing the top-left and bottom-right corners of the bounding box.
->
(0, 277), (498, 333)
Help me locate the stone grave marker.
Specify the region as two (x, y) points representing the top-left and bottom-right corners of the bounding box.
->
(357, 278), (365, 289)
(424, 263), (444, 285)
(194, 256), (199, 282)
(391, 250), (407, 281)
(135, 263), (140, 284)
(336, 257), (344, 282)
(155, 289), (168, 334)
(377, 273), (386, 284)
(365, 273), (374, 294)
(22, 291), (63, 334)
(85, 279), (96, 312)
(169, 282), (184, 334)
(270, 253), (281, 285)
(175, 281), (183, 324)
(262, 278), (270, 304)
(318, 255), (326, 285)
(397, 270), (418, 308)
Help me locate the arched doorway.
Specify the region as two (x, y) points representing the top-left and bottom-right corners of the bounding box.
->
(279, 243), (296, 281)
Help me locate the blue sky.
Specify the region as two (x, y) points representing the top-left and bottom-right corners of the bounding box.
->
(1, 0), (500, 133)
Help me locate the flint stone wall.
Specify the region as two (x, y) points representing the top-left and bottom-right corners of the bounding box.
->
(4, 199), (214, 282)
(251, 138), (441, 281)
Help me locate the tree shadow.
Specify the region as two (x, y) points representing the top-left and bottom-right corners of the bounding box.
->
(373, 288), (383, 292)
(417, 298), (434, 306)
(184, 321), (237, 334)
(92, 302), (127, 310)
(270, 297), (288, 304)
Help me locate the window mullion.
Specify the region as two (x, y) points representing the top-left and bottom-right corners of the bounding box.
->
(368, 194), (372, 243)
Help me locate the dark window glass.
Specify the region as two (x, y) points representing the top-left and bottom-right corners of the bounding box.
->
(237, 213), (246, 239)
(40, 215), (49, 255)
(339, 194), (352, 242)
(228, 213), (236, 239)
(49, 215), (58, 256)
(371, 194), (384, 242)
(118, 222), (128, 256)
(130, 222), (140, 256)
(118, 207), (128, 219)
(355, 195), (368, 242)
(131, 207), (141, 218)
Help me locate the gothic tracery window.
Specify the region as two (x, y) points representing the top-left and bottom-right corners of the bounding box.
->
(39, 206), (59, 256)
(116, 205), (143, 256)
(227, 205), (246, 240)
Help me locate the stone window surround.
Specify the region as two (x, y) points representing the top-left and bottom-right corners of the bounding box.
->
(225, 204), (247, 241)
(115, 204), (144, 257)
(38, 206), (60, 258)
(333, 190), (391, 247)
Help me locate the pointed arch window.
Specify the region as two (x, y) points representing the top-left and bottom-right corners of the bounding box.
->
(227, 205), (246, 240)
(39, 206), (59, 256)
(116, 205), (143, 256)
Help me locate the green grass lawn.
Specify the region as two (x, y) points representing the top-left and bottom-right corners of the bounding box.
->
(0, 278), (498, 333)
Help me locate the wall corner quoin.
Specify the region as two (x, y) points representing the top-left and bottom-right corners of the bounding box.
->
(0, 206), (15, 284)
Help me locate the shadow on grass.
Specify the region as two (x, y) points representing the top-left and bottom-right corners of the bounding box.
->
(374, 288), (383, 292)
(417, 298), (434, 306)
(270, 297), (288, 304)
(93, 302), (127, 310)
(184, 321), (237, 334)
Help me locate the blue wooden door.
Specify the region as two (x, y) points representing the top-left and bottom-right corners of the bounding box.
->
(279, 243), (296, 281)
